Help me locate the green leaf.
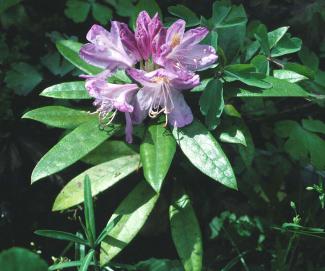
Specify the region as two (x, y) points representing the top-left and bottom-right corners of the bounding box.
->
(95, 216), (122, 246)
(84, 175), (96, 246)
(5, 62), (42, 95)
(169, 186), (203, 271)
(40, 81), (91, 99)
(298, 46), (319, 72)
(31, 120), (119, 183)
(284, 63), (315, 79)
(100, 180), (159, 264)
(219, 126), (247, 146)
(79, 250), (94, 271)
(236, 76), (310, 97)
(22, 106), (95, 129)
(168, 5), (199, 27)
(0, 248), (48, 271)
(0, 0), (21, 14)
(56, 40), (103, 75)
(302, 119), (325, 135)
(271, 34), (302, 57)
(275, 120), (325, 170)
(251, 55), (269, 74)
(53, 154), (140, 211)
(92, 3), (112, 25)
(35, 230), (89, 246)
(210, 2), (247, 62)
(199, 79), (224, 130)
(237, 121), (255, 167)
(140, 122), (176, 192)
(83, 140), (137, 165)
(49, 261), (91, 271)
(172, 120), (237, 190)
(191, 78), (213, 92)
(254, 24), (270, 55)
(224, 64), (272, 89)
(64, 0), (90, 23)
(41, 52), (74, 77)
(267, 26), (289, 49)
(224, 104), (241, 118)
(273, 70), (308, 83)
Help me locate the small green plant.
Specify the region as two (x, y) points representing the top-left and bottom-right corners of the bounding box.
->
(35, 175), (120, 271)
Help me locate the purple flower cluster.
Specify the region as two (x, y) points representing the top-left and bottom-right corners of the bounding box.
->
(80, 11), (217, 143)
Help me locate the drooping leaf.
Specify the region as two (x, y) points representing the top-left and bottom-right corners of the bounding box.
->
(92, 3), (112, 25)
(5, 62), (42, 95)
(40, 81), (91, 99)
(140, 122), (176, 192)
(64, 0), (90, 23)
(53, 154), (140, 211)
(34, 230), (89, 246)
(0, 248), (48, 271)
(84, 175), (96, 245)
(199, 79), (224, 130)
(56, 40), (103, 75)
(22, 106), (95, 129)
(168, 4), (199, 27)
(236, 76), (310, 97)
(169, 185), (203, 271)
(31, 119), (120, 183)
(83, 140), (138, 165)
(100, 180), (159, 264)
(172, 120), (237, 190)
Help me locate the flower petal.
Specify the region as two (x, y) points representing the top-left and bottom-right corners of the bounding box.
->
(180, 27), (209, 47)
(125, 112), (133, 143)
(116, 22), (141, 61)
(168, 91), (193, 127)
(166, 19), (186, 46)
(171, 44), (218, 71)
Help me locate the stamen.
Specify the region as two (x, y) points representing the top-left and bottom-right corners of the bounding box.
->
(171, 34), (181, 48)
(163, 114), (168, 127)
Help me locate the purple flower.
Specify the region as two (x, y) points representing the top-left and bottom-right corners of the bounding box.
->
(135, 11), (163, 60)
(82, 71), (138, 143)
(127, 68), (199, 127)
(80, 22), (136, 72)
(155, 20), (218, 72)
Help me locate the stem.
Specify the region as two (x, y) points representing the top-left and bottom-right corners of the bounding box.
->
(283, 234), (295, 267)
(223, 226), (250, 271)
(93, 252), (100, 271)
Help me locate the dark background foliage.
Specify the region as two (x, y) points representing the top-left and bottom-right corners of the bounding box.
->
(1, 0), (325, 270)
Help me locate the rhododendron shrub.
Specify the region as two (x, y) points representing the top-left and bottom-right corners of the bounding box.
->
(23, 1), (317, 270)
